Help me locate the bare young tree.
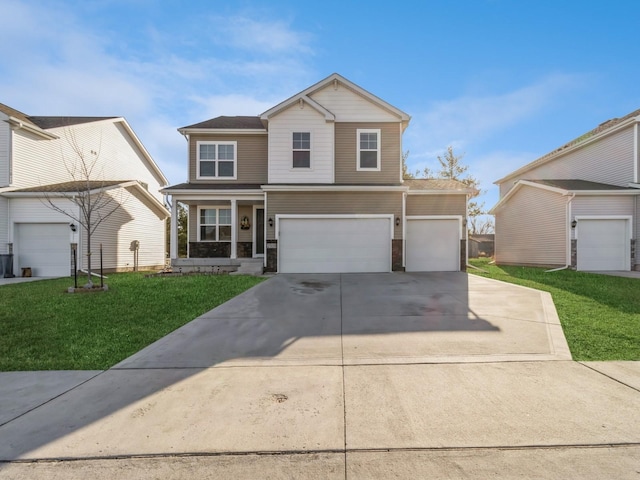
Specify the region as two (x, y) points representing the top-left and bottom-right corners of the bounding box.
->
(43, 129), (126, 287)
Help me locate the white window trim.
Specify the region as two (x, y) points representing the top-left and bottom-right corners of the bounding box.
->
(196, 141), (238, 180)
(291, 131), (312, 170)
(356, 128), (381, 172)
(197, 206), (233, 242)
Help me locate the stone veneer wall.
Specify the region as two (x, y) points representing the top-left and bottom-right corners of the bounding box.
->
(237, 242), (253, 258)
(188, 242), (231, 258)
(265, 240), (278, 272)
(460, 239), (467, 272)
(392, 240), (403, 271)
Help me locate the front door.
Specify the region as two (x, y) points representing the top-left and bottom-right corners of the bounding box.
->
(254, 207), (265, 257)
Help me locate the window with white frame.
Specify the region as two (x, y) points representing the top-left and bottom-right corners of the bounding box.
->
(292, 132), (311, 168)
(199, 207), (232, 241)
(357, 129), (381, 171)
(197, 141), (237, 179)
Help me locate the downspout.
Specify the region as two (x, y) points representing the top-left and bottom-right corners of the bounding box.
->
(402, 191), (406, 269)
(545, 193), (575, 272)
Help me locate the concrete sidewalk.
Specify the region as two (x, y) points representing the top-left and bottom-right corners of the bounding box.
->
(1, 273), (638, 479)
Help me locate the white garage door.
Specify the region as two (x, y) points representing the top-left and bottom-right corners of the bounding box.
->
(15, 223), (70, 277)
(406, 218), (460, 272)
(279, 217), (391, 273)
(577, 219), (629, 271)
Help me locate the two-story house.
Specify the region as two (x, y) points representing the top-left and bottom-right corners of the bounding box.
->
(491, 108), (640, 271)
(164, 73), (472, 274)
(0, 103), (170, 277)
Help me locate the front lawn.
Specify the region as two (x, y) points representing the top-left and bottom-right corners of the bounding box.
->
(469, 258), (640, 361)
(0, 273), (265, 371)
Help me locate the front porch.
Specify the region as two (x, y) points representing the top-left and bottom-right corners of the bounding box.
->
(167, 188), (266, 275)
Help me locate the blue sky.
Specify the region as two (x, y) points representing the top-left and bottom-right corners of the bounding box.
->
(2, 0), (639, 218)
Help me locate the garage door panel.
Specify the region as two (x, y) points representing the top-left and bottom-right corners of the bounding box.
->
(406, 219), (460, 272)
(279, 218), (391, 273)
(16, 223), (70, 277)
(577, 219), (629, 271)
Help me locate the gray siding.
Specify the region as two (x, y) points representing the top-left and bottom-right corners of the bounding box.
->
(495, 185), (566, 266)
(0, 197), (8, 253)
(501, 126), (635, 194)
(406, 194), (466, 216)
(0, 120), (10, 186)
(334, 123), (401, 184)
(266, 191), (402, 240)
(571, 195), (634, 240)
(189, 134), (267, 184)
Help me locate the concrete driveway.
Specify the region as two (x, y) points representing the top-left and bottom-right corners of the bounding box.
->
(1, 272), (639, 479)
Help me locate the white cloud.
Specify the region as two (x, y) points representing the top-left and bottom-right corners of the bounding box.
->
(405, 74), (582, 161)
(209, 16), (313, 55)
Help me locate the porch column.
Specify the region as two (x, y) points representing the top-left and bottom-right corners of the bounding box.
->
(231, 199), (237, 259)
(170, 198), (177, 260)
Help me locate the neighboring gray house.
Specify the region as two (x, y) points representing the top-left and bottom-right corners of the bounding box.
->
(0, 103), (170, 276)
(164, 73), (474, 274)
(491, 108), (640, 271)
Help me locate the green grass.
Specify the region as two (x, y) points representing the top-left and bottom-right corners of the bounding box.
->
(469, 258), (640, 361)
(0, 273), (265, 371)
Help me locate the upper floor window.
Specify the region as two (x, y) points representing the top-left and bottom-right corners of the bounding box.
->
(197, 141), (237, 179)
(357, 129), (381, 171)
(292, 132), (311, 168)
(198, 207), (232, 241)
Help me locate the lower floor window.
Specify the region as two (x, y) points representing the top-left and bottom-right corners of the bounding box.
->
(199, 207), (232, 241)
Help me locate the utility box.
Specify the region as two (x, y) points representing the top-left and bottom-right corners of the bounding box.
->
(0, 254), (15, 278)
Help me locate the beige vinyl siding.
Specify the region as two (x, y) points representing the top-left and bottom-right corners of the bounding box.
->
(189, 134), (267, 184)
(237, 205), (253, 242)
(12, 120), (166, 201)
(309, 83), (400, 122)
(82, 187), (166, 270)
(266, 191), (402, 240)
(571, 195), (634, 240)
(0, 118), (10, 186)
(501, 127), (635, 194)
(495, 185), (566, 266)
(335, 123), (401, 184)
(406, 194), (467, 216)
(267, 104), (333, 183)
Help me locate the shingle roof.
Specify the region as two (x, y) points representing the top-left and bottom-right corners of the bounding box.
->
(403, 178), (472, 191)
(28, 117), (117, 129)
(9, 180), (131, 193)
(0, 102), (117, 129)
(180, 116), (265, 130)
(162, 183), (263, 191)
(528, 179), (637, 191)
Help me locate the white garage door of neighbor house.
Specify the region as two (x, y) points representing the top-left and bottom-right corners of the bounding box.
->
(278, 217), (392, 273)
(15, 223), (70, 277)
(577, 219), (629, 271)
(406, 218), (460, 272)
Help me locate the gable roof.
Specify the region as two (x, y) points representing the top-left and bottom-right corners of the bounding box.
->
(180, 116), (266, 131)
(260, 73), (411, 124)
(29, 116), (118, 129)
(490, 178), (640, 214)
(496, 107), (640, 185)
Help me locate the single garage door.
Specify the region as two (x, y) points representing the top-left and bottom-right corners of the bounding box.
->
(15, 223), (70, 277)
(279, 217), (392, 273)
(406, 218), (460, 272)
(577, 218), (629, 271)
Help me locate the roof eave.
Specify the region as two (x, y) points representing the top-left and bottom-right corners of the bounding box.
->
(7, 117), (59, 140)
(177, 128), (268, 135)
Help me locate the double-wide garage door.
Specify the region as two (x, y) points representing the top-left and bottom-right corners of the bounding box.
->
(577, 218), (629, 271)
(279, 217), (392, 273)
(15, 223), (70, 277)
(406, 218), (461, 272)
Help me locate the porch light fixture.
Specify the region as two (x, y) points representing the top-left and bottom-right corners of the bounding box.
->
(571, 220), (577, 229)
(69, 223), (77, 232)
(268, 217), (274, 228)
(395, 217), (400, 226)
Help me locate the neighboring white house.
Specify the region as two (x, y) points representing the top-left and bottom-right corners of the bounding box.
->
(0, 103), (170, 277)
(491, 108), (640, 271)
